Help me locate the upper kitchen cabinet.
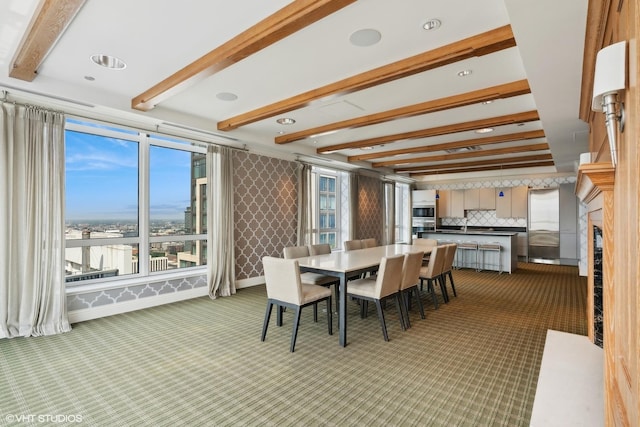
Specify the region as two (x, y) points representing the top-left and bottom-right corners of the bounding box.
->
(412, 189), (436, 205)
(464, 188), (496, 210)
(438, 189), (464, 218)
(496, 186), (528, 218)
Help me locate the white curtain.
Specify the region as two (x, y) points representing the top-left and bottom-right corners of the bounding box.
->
(206, 145), (236, 298)
(383, 181), (395, 245)
(0, 103), (70, 338)
(296, 163), (312, 246)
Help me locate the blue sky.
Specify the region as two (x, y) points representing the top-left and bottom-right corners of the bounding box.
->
(65, 129), (191, 222)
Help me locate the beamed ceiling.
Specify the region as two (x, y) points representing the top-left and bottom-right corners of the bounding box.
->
(0, 0), (590, 182)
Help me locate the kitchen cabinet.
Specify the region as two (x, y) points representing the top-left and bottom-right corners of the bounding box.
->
(496, 186), (528, 218)
(464, 188), (495, 210)
(412, 189), (436, 205)
(437, 189), (464, 218)
(559, 183), (578, 260)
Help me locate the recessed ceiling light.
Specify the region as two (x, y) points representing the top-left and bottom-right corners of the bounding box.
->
(360, 146), (374, 150)
(482, 100), (493, 105)
(216, 92), (238, 101)
(349, 29), (382, 47)
(422, 19), (441, 31)
(90, 54), (126, 70)
(277, 131), (285, 135)
(457, 69), (472, 77)
(276, 118), (296, 125)
(475, 128), (494, 134)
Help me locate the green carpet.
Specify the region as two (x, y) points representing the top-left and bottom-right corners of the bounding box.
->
(0, 262), (586, 426)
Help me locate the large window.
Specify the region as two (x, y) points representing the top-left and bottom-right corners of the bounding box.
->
(64, 119), (208, 284)
(311, 168), (342, 249)
(395, 183), (411, 243)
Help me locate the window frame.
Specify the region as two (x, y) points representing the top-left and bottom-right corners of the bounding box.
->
(311, 167), (341, 249)
(64, 118), (208, 286)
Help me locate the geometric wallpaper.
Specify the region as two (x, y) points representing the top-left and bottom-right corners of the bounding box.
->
(232, 151), (298, 280)
(356, 174), (383, 245)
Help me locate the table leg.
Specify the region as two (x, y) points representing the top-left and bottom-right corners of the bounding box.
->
(339, 274), (347, 347)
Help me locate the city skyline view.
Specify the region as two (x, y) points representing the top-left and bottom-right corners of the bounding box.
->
(65, 127), (194, 221)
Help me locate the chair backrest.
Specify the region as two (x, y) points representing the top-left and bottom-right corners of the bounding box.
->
(309, 243), (331, 256)
(413, 238), (438, 249)
(401, 251), (424, 291)
(283, 246), (310, 259)
(344, 240), (362, 251)
(420, 245), (445, 279)
(442, 243), (457, 274)
(361, 238), (377, 248)
(374, 254), (405, 298)
(262, 256), (302, 305)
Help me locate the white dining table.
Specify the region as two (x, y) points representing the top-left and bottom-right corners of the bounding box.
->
(296, 244), (429, 347)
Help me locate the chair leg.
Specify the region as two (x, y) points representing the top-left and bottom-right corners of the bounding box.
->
(326, 297), (333, 335)
(447, 271), (457, 297)
(439, 275), (449, 303)
(427, 279), (439, 309)
(313, 303), (318, 322)
(413, 287), (425, 319)
(261, 302), (273, 341)
(401, 291), (411, 329)
(277, 304), (284, 326)
(394, 294), (406, 331)
(290, 307), (302, 352)
(374, 300), (389, 341)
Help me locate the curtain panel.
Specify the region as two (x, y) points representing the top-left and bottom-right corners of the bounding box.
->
(296, 163), (312, 246)
(206, 145), (236, 298)
(0, 103), (70, 338)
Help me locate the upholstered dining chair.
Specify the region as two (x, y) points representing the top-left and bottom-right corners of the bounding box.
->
(308, 243), (331, 256)
(261, 257), (332, 352)
(346, 254), (405, 341)
(413, 238), (438, 264)
(440, 243), (458, 302)
(361, 238), (377, 248)
(284, 245), (339, 312)
(418, 245), (446, 309)
(344, 239), (363, 251)
(399, 251), (426, 328)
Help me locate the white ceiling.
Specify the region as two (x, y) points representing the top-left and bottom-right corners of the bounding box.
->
(0, 0), (590, 182)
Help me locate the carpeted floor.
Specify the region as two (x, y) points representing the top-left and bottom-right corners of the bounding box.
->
(0, 262), (587, 426)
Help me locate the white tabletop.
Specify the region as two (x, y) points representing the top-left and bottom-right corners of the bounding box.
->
(296, 244), (427, 274)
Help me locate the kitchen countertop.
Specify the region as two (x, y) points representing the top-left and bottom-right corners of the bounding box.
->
(428, 230), (519, 236)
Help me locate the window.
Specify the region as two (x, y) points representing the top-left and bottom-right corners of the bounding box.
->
(395, 183), (411, 243)
(64, 119), (208, 284)
(311, 168), (343, 249)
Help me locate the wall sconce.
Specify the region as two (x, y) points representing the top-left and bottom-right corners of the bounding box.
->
(591, 41), (626, 167)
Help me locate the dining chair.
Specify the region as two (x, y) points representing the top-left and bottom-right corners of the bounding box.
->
(344, 239), (363, 251)
(399, 251), (426, 328)
(284, 245), (339, 312)
(413, 238), (438, 264)
(361, 238), (377, 248)
(261, 257), (332, 352)
(346, 254), (405, 341)
(440, 243), (458, 302)
(308, 243), (332, 256)
(418, 245), (446, 309)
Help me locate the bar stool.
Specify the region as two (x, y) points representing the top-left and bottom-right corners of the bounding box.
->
(456, 241), (478, 270)
(478, 242), (502, 273)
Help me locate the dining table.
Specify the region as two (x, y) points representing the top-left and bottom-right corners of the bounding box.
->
(296, 243), (430, 347)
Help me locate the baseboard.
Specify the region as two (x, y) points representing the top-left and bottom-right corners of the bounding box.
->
(236, 275), (265, 289)
(68, 286), (209, 324)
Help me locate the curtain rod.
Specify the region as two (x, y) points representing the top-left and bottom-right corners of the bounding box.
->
(0, 89), (248, 152)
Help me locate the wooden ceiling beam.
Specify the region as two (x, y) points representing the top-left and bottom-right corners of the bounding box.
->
(348, 129), (545, 162)
(218, 25), (517, 131)
(131, 0), (356, 111)
(377, 142), (550, 169)
(408, 161), (556, 177)
(393, 153), (553, 173)
(9, 0), (87, 81)
(275, 79), (531, 144)
(318, 110), (540, 154)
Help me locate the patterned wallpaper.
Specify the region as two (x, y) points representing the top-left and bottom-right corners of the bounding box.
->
(233, 151), (298, 280)
(356, 174), (383, 244)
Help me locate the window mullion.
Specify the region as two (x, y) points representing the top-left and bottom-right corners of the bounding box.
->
(139, 133), (150, 276)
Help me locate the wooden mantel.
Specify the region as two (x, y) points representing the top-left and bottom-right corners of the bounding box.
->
(575, 162), (615, 204)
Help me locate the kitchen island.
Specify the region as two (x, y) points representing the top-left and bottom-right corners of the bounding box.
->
(419, 230), (518, 273)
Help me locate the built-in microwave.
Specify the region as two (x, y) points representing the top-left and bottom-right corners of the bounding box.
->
(412, 206), (435, 218)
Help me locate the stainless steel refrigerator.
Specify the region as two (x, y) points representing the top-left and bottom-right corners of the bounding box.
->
(528, 188), (560, 263)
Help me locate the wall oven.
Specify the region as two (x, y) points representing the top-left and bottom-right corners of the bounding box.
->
(412, 206), (435, 218)
(412, 204), (436, 233)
